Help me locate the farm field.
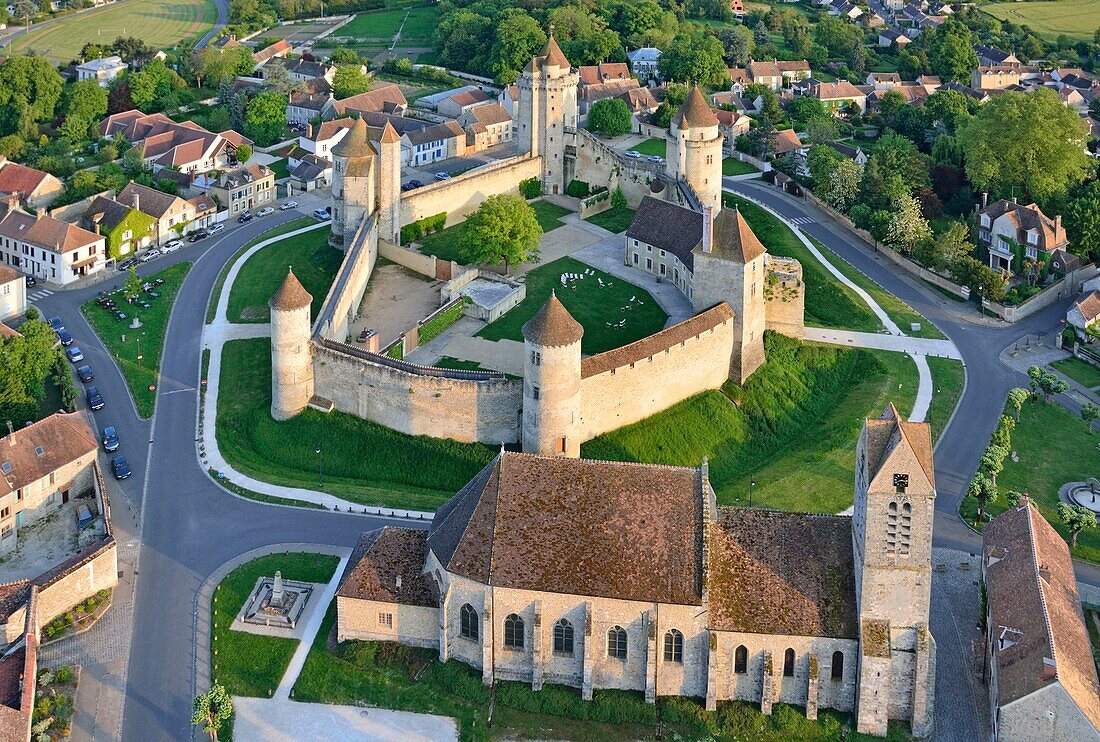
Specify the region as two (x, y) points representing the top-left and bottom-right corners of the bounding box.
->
(981, 0), (1099, 43)
(13, 0), (216, 62)
(340, 6), (439, 44)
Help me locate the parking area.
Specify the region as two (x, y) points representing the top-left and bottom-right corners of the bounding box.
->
(401, 143), (521, 190)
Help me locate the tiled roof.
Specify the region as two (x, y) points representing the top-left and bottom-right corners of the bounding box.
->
(862, 404), (935, 491)
(447, 89), (490, 108)
(0, 581), (28, 623)
(814, 80), (865, 100)
(578, 62), (631, 86)
(984, 501), (1100, 729)
(703, 205), (767, 263)
(540, 35), (570, 69)
(0, 265), (19, 285)
(337, 527), (436, 607)
(978, 200), (1066, 251)
(0, 163), (53, 198)
(676, 86), (719, 128)
(118, 182), (185, 219)
(582, 304), (733, 378)
(331, 84), (407, 115)
(1074, 290), (1100, 323)
(465, 103), (511, 126)
(0, 412), (97, 497)
(709, 508), (858, 637)
(332, 117), (375, 159)
(773, 128), (804, 155)
(269, 268), (312, 311)
(427, 452), (705, 605)
(748, 60), (782, 79)
(84, 196), (133, 232)
(10, 214), (102, 254)
(405, 121), (464, 146)
(253, 39), (292, 65)
(521, 292), (583, 347)
(626, 196), (703, 270)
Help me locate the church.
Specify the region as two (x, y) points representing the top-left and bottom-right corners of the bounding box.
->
(334, 405), (937, 737)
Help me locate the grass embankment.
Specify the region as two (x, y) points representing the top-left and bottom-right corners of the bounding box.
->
(81, 261), (191, 418)
(417, 200), (569, 265)
(723, 158), (760, 176)
(960, 398), (1100, 563)
(227, 227), (343, 323)
(293, 605), (913, 740)
(725, 194), (882, 333)
(1052, 356), (1100, 390)
(927, 357), (965, 442)
(583, 333), (918, 514)
(206, 218), (318, 323)
(216, 338), (496, 510)
(585, 206), (635, 233)
(476, 256), (668, 355)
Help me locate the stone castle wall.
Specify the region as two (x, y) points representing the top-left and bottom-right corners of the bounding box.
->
(316, 214), (377, 343)
(312, 342), (522, 444)
(764, 256), (806, 340)
(576, 316), (735, 441)
(574, 129), (667, 208)
(400, 156), (544, 228)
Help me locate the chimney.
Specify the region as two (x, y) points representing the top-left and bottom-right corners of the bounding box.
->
(1011, 196), (1017, 204)
(1055, 214), (1062, 234)
(702, 205), (714, 254)
(981, 192), (988, 209)
(133, 192), (139, 212)
(35, 207), (44, 219)
(6, 420), (13, 445)
(395, 574), (402, 590)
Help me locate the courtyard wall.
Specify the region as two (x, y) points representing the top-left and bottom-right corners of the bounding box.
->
(401, 156), (544, 228)
(764, 256), (806, 340)
(316, 214), (377, 342)
(573, 129), (668, 208)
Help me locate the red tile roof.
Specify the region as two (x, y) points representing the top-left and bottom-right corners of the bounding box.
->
(0, 163), (53, 198)
(0, 412), (97, 496)
(337, 527), (436, 607)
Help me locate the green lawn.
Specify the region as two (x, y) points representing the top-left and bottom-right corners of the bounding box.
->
(81, 261), (191, 418)
(417, 202), (567, 267)
(207, 218), (318, 323)
(960, 398), (1100, 563)
(723, 158), (760, 176)
(927, 357), (965, 443)
(212, 553), (339, 700)
(531, 200), (571, 232)
(227, 227), (343, 323)
(1052, 356), (1100, 390)
(216, 338), (497, 510)
(266, 158), (290, 180)
(583, 333), (919, 514)
(585, 206), (635, 234)
(725, 194), (883, 333)
(476, 256), (668, 355)
(632, 138), (667, 157)
(341, 6), (439, 43)
(982, 0), (1099, 42)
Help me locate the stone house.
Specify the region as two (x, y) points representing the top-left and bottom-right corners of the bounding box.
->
(715, 110), (751, 150)
(336, 406), (936, 737)
(975, 198), (1067, 275)
(627, 48), (662, 80)
(251, 39), (292, 71)
(324, 84), (408, 121)
(99, 110), (247, 175)
(802, 80), (867, 115)
(76, 55), (127, 87)
(0, 197), (105, 286)
(878, 29), (911, 47)
(0, 160), (64, 211)
(209, 163), (276, 217)
(437, 89), (493, 119)
(0, 413), (98, 553)
(1067, 291), (1100, 339)
(117, 182), (203, 245)
(82, 195), (158, 261)
(286, 78), (335, 126)
(972, 66), (1021, 92)
(406, 121), (466, 168)
(461, 104), (513, 149)
(983, 499), (1100, 740)
(261, 56), (337, 84)
(0, 264), (24, 320)
(974, 44), (1020, 68)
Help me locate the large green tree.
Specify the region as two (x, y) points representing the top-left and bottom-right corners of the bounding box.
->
(548, 4), (623, 66)
(0, 56), (64, 137)
(587, 98), (633, 137)
(193, 684), (233, 742)
(243, 90), (287, 147)
(332, 65), (371, 98)
(927, 18), (978, 84)
(60, 80), (108, 142)
(658, 34), (726, 86)
(957, 89), (1090, 205)
(599, 0), (677, 49)
(490, 12), (546, 84)
(460, 194), (542, 274)
(1064, 181), (1100, 260)
(0, 318), (57, 423)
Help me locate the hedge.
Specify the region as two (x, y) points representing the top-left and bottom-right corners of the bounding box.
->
(565, 180), (591, 198)
(519, 177), (541, 199)
(401, 212), (447, 244)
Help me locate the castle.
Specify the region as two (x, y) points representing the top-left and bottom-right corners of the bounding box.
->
(335, 405), (936, 737)
(268, 36), (804, 450)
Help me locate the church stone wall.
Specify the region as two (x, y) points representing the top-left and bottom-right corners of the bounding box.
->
(312, 343), (522, 444)
(336, 595), (437, 648)
(577, 317), (735, 441)
(400, 156), (544, 228)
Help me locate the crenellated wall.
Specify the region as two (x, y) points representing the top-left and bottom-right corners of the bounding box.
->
(315, 214), (377, 343)
(400, 156), (544, 227)
(573, 129), (671, 209)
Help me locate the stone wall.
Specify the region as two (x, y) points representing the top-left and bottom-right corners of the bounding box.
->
(312, 342), (522, 444)
(764, 256), (805, 340)
(984, 263), (1100, 323)
(573, 129), (666, 208)
(315, 214), (377, 342)
(379, 240), (442, 279)
(34, 540), (118, 627)
(336, 595), (437, 648)
(400, 156), (544, 228)
(577, 316), (735, 440)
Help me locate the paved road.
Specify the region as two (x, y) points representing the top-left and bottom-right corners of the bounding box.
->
(196, 0), (229, 49)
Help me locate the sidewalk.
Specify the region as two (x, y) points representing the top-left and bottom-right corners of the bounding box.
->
(805, 328), (962, 360)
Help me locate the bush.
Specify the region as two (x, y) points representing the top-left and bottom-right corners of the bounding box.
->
(1063, 327), (1078, 347)
(25, 306), (39, 321)
(518, 177), (541, 199)
(400, 212), (447, 244)
(565, 180), (591, 198)
(849, 203), (872, 229)
(55, 666), (73, 684)
(610, 186), (627, 210)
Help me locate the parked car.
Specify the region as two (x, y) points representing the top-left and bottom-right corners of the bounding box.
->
(188, 228), (209, 243)
(77, 365), (93, 382)
(57, 330), (73, 346)
(237, 210), (253, 223)
(24, 275), (35, 287)
(208, 223), (225, 235)
(312, 208), (330, 220)
(48, 316), (64, 332)
(139, 249), (161, 263)
(117, 257), (138, 271)
(66, 346), (84, 363)
(162, 240), (183, 253)
(280, 200), (298, 211)
(408, 179), (423, 189)
(434, 172), (451, 181)
(648, 155), (664, 164)
(101, 426), (120, 452)
(625, 150), (642, 159)
(87, 385), (104, 410)
(111, 455), (131, 480)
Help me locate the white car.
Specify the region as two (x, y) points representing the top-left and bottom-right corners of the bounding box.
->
(434, 172), (451, 181)
(208, 223), (225, 235)
(280, 200), (298, 211)
(648, 155), (664, 164)
(625, 150), (642, 159)
(139, 249), (161, 263)
(162, 240), (183, 253)
(257, 206), (275, 217)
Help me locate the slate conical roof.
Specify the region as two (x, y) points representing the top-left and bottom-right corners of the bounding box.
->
(332, 117), (375, 159)
(540, 34), (571, 69)
(269, 267), (313, 311)
(522, 291), (583, 347)
(675, 85), (720, 129)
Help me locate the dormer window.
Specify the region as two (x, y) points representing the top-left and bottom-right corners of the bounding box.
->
(34, 446), (43, 457)
(998, 626), (1023, 651)
(1027, 231), (1038, 246)
(980, 215), (990, 227)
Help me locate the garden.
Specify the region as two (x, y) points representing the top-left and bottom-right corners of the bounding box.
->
(42, 589), (112, 643)
(81, 261), (191, 418)
(416, 200), (569, 266)
(32, 664), (78, 741)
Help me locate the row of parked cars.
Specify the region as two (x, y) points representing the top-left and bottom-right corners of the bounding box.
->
(49, 315), (131, 480)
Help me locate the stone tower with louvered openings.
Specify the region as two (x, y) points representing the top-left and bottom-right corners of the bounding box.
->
(667, 85), (724, 212)
(269, 268), (314, 421)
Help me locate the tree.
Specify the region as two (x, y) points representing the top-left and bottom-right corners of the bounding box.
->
(128, 58), (185, 111)
(924, 89), (970, 133)
(490, 12), (546, 84)
(59, 80), (108, 142)
(243, 91), (287, 147)
(460, 194), (542, 274)
(548, 4), (623, 67)
(328, 48), (362, 66)
(878, 90), (905, 120)
(886, 194), (931, 254)
(0, 317), (56, 423)
(979, 443), (1008, 486)
(1064, 182), (1100, 261)
(925, 221), (972, 274)
(1082, 402), (1100, 433)
(610, 186), (627, 210)
(786, 96), (824, 127)
(719, 25), (753, 66)
(235, 143), (252, 164)
(332, 65), (370, 99)
(587, 98), (633, 137)
(0, 56), (64, 137)
(927, 18), (978, 84)
(1007, 387), (1030, 421)
(805, 117), (839, 146)
(822, 159), (862, 212)
(658, 34), (727, 85)
(1057, 503), (1097, 548)
(967, 472), (997, 526)
(193, 684), (233, 742)
(1027, 365), (1068, 403)
(957, 89), (1090, 205)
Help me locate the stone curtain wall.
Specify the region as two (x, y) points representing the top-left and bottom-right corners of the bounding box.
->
(764, 256), (806, 340)
(315, 214), (377, 343)
(400, 156), (544, 228)
(379, 240), (442, 279)
(34, 541), (118, 628)
(574, 128), (666, 208)
(313, 342), (523, 443)
(576, 317), (735, 441)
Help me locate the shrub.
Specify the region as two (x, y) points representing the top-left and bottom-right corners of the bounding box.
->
(565, 179), (591, 198)
(849, 203), (872, 229)
(399, 212), (446, 244)
(55, 666), (73, 684)
(25, 306), (39, 321)
(610, 186), (627, 210)
(518, 177), (541, 199)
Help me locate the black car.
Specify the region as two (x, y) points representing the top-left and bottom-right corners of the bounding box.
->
(77, 365), (93, 382)
(101, 426), (120, 452)
(188, 228), (209, 242)
(24, 275), (35, 287)
(408, 179), (423, 189)
(57, 329), (73, 346)
(86, 385), (104, 410)
(237, 210), (253, 223)
(111, 455), (131, 480)
(117, 257), (138, 271)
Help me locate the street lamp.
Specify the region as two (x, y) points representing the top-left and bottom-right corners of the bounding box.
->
(749, 475), (755, 508)
(315, 444), (323, 488)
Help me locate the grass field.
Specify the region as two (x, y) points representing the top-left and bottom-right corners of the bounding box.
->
(632, 139), (667, 157)
(216, 338), (497, 510)
(982, 0), (1099, 42)
(227, 227), (343, 323)
(723, 158), (760, 176)
(13, 0), (216, 62)
(960, 398), (1100, 563)
(927, 357), (965, 442)
(1052, 356), (1100, 390)
(585, 206), (635, 233)
(476, 256), (668, 355)
(81, 261), (191, 418)
(340, 6), (439, 43)
(531, 200), (571, 232)
(583, 333), (919, 515)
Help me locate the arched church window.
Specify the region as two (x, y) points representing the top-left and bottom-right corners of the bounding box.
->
(900, 502), (912, 555)
(460, 604), (478, 641)
(553, 618), (574, 655)
(504, 614), (524, 649)
(607, 626), (627, 659)
(831, 651), (844, 681)
(783, 648), (795, 677)
(663, 629), (683, 663)
(734, 645), (748, 674)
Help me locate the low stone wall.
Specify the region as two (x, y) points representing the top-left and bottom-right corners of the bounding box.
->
(983, 263), (1099, 323)
(379, 240), (444, 279)
(578, 190), (611, 219)
(443, 270), (525, 323)
(765, 256), (805, 340)
(401, 155), (543, 227)
(34, 539), (118, 628)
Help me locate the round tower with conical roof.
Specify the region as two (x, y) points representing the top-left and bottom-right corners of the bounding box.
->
(521, 291), (582, 457)
(330, 117), (376, 246)
(667, 85), (723, 212)
(269, 267), (314, 421)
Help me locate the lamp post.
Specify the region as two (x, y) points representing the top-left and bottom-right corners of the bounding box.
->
(315, 444), (323, 489)
(749, 475), (755, 508)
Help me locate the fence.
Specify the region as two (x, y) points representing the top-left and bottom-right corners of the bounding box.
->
(982, 263), (1099, 323)
(382, 296), (467, 359)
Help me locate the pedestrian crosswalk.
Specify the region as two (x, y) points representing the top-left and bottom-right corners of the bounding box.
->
(28, 289), (54, 302)
(788, 216), (814, 226)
